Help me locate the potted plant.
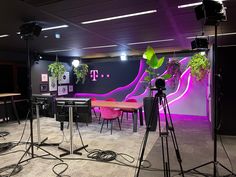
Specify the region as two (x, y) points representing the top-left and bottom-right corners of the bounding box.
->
(188, 53), (210, 81)
(73, 64), (89, 84)
(166, 58), (181, 89)
(142, 46), (171, 131)
(48, 57), (66, 81)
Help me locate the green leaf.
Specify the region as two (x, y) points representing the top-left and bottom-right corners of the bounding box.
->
(147, 54), (158, 69)
(156, 56), (165, 69)
(144, 76), (151, 82)
(162, 74), (172, 80)
(143, 46), (155, 60)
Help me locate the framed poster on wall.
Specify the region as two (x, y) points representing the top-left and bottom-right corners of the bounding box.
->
(58, 72), (70, 84)
(40, 84), (48, 92)
(41, 74), (48, 82)
(49, 76), (57, 91)
(58, 85), (68, 96)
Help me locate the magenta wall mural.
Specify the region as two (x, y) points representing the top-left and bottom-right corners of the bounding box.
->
(75, 56), (208, 117)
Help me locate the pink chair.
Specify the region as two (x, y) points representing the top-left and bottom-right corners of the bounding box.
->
(100, 107), (121, 134)
(120, 98), (137, 123)
(105, 98), (116, 101)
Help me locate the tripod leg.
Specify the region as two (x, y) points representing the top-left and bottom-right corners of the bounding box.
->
(163, 96), (185, 177)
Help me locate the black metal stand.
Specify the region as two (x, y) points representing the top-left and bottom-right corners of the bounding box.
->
(135, 89), (184, 177)
(34, 103), (59, 146)
(183, 25), (236, 177)
(9, 38), (62, 176)
(58, 104), (88, 157)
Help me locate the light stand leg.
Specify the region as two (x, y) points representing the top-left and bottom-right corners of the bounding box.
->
(36, 104), (41, 145)
(69, 106), (73, 154)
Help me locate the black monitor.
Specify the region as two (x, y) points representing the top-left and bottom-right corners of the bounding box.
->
(32, 94), (55, 118)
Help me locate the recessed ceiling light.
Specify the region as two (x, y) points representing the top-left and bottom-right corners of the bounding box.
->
(127, 39), (174, 45)
(120, 52), (127, 61)
(42, 25), (69, 31)
(0, 34), (9, 38)
(178, 2), (202, 8)
(44, 48), (74, 53)
(82, 45), (117, 50)
(81, 10), (157, 24)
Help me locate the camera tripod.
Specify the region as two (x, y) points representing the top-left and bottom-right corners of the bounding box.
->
(135, 88), (184, 177)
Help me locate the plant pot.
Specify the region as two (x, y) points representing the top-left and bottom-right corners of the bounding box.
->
(143, 96), (158, 131)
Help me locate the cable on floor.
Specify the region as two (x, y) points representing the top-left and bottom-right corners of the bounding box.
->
(0, 131), (9, 139)
(52, 162), (70, 177)
(0, 142), (14, 153)
(0, 164), (23, 177)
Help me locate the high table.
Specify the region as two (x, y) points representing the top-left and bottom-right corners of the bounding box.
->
(0, 93), (21, 124)
(92, 100), (143, 132)
(56, 97), (89, 157)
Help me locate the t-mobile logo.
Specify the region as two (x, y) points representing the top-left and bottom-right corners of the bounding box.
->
(90, 70), (99, 81)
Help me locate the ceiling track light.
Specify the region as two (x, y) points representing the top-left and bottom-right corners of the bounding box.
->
(82, 45), (117, 50)
(81, 10), (157, 24)
(44, 48), (74, 53)
(127, 39), (174, 45)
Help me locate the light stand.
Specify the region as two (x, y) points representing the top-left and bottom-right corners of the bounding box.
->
(183, 24), (236, 177)
(135, 79), (184, 177)
(9, 27), (62, 176)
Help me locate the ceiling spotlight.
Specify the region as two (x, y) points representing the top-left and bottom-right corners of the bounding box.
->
(200, 51), (206, 56)
(72, 59), (80, 68)
(55, 33), (61, 39)
(120, 52), (127, 61)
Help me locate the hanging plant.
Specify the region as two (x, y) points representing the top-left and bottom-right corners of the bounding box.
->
(166, 58), (181, 88)
(73, 64), (89, 84)
(188, 53), (210, 81)
(48, 61), (66, 81)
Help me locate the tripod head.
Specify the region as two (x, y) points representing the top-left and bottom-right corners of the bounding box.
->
(151, 77), (166, 98)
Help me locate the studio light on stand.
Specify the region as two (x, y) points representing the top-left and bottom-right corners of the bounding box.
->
(184, 1), (236, 177)
(10, 22), (62, 176)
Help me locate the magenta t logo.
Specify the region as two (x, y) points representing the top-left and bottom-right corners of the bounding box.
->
(90, 70), (99, 81)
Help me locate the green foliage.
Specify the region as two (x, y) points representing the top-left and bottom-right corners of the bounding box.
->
(73, 64), (89, 84)
(143, 46), (171, 84)
(48, 61), (66, 80)
(188, 53), (210, 81)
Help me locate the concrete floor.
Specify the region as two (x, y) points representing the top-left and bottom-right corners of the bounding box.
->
(0, 114), (236, 177)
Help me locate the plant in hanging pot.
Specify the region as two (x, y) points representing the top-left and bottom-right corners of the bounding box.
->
(48, 60), (66, 81)
(188, 53), (210, 81)
(166, 58), (181, 89)
(142, 46), (171, 131)
(73, 64), (89, 84)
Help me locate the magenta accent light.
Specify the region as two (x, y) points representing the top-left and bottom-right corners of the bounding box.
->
(74, 59), (145, 98)
(107, 74), (110, 78)
(159, 68), (191, 111)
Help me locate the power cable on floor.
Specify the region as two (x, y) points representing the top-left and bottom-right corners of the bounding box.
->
(52, 162), (70, 177)
(0, 164), (23, 177)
